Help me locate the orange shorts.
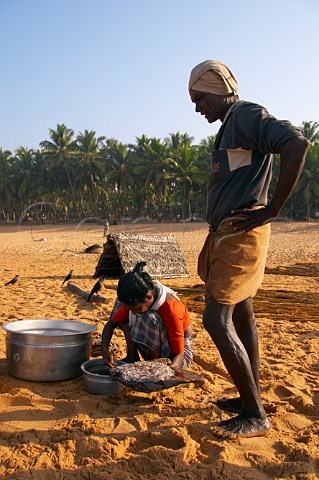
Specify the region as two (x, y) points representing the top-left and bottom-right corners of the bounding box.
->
(198, 217), (270, 305)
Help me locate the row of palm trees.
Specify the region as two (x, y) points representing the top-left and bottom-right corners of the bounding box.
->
(0, 121), (318, 223)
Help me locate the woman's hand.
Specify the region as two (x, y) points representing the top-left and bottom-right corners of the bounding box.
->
(101, 344), (115, 368)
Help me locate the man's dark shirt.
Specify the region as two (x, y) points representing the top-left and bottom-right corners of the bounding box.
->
(207, 100), (304, 228)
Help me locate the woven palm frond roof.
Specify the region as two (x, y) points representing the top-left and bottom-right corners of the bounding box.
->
(94, 233), (189, 279)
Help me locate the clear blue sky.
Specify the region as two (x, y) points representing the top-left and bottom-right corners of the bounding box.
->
(1, 0), (318, 152)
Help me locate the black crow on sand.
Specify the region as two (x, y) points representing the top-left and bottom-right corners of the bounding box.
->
(88, 276), (105, 302)
(62, 269), (74, 285)
(4, 275), (20, 286)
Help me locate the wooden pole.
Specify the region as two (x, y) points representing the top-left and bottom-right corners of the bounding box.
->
(67, 282), (108, 303)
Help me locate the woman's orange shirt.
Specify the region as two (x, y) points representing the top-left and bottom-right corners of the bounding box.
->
(112, 299), (191, 355)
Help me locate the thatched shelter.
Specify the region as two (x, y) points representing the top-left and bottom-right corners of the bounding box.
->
(94, 233), (189, 279)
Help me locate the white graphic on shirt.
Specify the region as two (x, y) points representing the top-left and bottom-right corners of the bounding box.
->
(227, 148), (252, 172)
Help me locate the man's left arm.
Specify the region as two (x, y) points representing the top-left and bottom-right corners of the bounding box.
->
(232, 135), (309, 232)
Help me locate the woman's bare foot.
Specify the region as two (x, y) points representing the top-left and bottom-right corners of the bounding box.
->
(215, 397), (242, 413)
(211, 414), (270, 439)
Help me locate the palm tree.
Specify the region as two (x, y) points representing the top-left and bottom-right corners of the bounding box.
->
(0, 148), (14, 220)
(169, 145), (201, 219)
(76, 130), (106, 216)
(292, 140), (319, 218)
(294, 168), (319, 220)
(165, 132), (194, 149)
(131, 137), (172, 217)
(101, 139), (134, 219)
(40, 124), (80, 217)
(191, 138), (217, 216)
(301, 121), (319, 144)
(130, 134), (151, 160)
(12, 147), (37, 208)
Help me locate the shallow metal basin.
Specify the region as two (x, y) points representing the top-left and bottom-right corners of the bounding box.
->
(2, 319), (96, 381)
(81, 359), (125, 395)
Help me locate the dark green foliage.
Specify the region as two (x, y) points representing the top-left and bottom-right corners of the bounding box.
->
(0, 123), (318, 222)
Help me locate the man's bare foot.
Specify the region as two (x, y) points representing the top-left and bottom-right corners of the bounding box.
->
(211, 414), (270, 439)
(215, 397), (242, 413)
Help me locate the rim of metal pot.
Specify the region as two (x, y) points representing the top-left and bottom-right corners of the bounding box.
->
(2, 319), (96, 335)
(81, 358), (126, 377)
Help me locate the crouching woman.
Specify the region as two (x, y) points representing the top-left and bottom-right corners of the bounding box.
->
(101, 262), (193, 369)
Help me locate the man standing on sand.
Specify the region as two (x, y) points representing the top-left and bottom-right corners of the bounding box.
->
(189, 59), (309, 438)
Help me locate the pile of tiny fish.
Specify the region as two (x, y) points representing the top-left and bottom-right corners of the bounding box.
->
(112, 358), (175, 384)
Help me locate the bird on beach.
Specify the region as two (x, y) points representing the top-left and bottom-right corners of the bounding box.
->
(4, 275), (20, 286)
(88, 276), (105, 302)
(62, 269), (74, 285)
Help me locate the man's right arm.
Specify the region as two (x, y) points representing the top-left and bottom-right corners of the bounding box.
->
(231, 134), (309, 232)
(268, 135), (309, 217)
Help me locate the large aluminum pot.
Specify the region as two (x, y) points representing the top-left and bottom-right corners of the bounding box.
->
(2, 319), (96, 382)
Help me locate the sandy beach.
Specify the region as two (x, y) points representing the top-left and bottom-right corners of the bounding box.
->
(0, 220), (318, 480)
